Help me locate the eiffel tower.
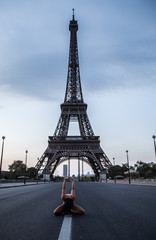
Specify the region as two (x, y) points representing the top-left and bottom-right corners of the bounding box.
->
(36, 10), (112, 180)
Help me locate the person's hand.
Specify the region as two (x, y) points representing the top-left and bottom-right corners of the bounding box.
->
(64, 177), (71, 180)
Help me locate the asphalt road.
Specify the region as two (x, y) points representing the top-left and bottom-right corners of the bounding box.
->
(0, 182), (156, 240)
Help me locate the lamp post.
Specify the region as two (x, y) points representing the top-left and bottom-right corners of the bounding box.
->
(0, 136), (5, 179)
(152, 135), (156, 157)
(68, 157), (70, 177)
(78, 158), (80, 181)
(113, 158), (115, 166)
(82, 157), (84, 181)
(24, 150), (28, 184)
(126, 150), (131, 184)
(36, 158), (39, 184)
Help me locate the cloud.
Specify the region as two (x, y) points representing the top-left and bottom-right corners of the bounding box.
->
(0, 52), (67, 100)
(82, 60), (156, 92)
(0, 0), (156, 99)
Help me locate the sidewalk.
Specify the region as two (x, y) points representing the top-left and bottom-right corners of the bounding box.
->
(0, 181), (49, 189)
(106, 180), (156, 187)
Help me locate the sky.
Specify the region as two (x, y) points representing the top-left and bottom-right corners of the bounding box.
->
(0, 0), (156, 176)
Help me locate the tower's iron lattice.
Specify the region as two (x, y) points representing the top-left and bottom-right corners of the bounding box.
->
(35, 11), (112, 179)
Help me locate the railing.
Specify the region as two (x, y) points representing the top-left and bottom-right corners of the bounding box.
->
(0, 179), (46, 183)
(108, 178), (156, 184)
(49, 136), (100, 141)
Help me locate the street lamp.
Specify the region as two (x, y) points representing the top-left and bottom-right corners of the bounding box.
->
(68, 157), (70, 177)
(113, 158), (115, 166)
(36, 158), (39, 184)
(126, 150), (131, 184)
(0, 136), (6, 179)
(82, 157), (84, 181)
(24, 150), (28, 184)
(152, 135), (156, 157)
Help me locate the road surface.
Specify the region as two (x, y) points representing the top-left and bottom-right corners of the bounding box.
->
(0, 182), (156, 240)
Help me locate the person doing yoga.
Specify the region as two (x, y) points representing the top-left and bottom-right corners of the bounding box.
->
(54, 177), (85, 215)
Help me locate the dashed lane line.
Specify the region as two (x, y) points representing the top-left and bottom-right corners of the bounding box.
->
(58, 215), (72, 240)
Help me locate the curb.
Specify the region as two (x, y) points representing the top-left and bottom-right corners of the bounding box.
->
(106, 182), (156, 188)
(0, 182), (48, 189)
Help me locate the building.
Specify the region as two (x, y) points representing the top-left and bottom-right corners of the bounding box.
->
(63, 165), (67, 177)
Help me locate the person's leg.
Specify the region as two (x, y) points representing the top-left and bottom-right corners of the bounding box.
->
(71, 204), (85, 215)
(54, 203), (65, 215)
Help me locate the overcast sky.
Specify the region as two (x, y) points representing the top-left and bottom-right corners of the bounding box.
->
(0, 0), (156, 175)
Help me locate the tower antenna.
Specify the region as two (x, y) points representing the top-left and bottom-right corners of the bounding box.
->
(72, 8), (75, 20)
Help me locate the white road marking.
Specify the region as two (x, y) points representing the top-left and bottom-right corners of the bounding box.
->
(58, 215), (72, 240)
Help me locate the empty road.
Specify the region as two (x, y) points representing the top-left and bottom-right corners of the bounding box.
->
(0, 182), (156, 240)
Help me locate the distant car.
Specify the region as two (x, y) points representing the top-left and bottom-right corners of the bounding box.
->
(114, 175), (124, 179)
(17, 176), (29, 179)
(0, 178), (6, 182)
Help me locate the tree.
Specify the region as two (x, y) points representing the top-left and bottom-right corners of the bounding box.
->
(145, 170), (153, 178)
(9, 160), (26, 177)
(135, 161), (153, 178)
(1, 170), (16, 179)
(121, 163), (129, 172)
(151, 164), (156, 177)
(108, 165), (124, 179)
(27, 167), (37, 179)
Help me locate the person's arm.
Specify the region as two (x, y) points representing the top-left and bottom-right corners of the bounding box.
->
(61, 178), (67, 200)
(71, 178), (76, 200)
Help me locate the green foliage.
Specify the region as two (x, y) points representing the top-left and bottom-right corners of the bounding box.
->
(8, 160), (26, 177)
(1, 171), (16, 179)
(108, 161), (156, 179)
(80, 176), (95, 181)
(108, 165), (124, 179)
(26, 167), (37, 179)
(134, 161), (156, 178)
(121, 163), (129, 172)
(53, 176), (64, 181)
(151, 164), (156, 176)
(145, 170), (153, 178)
